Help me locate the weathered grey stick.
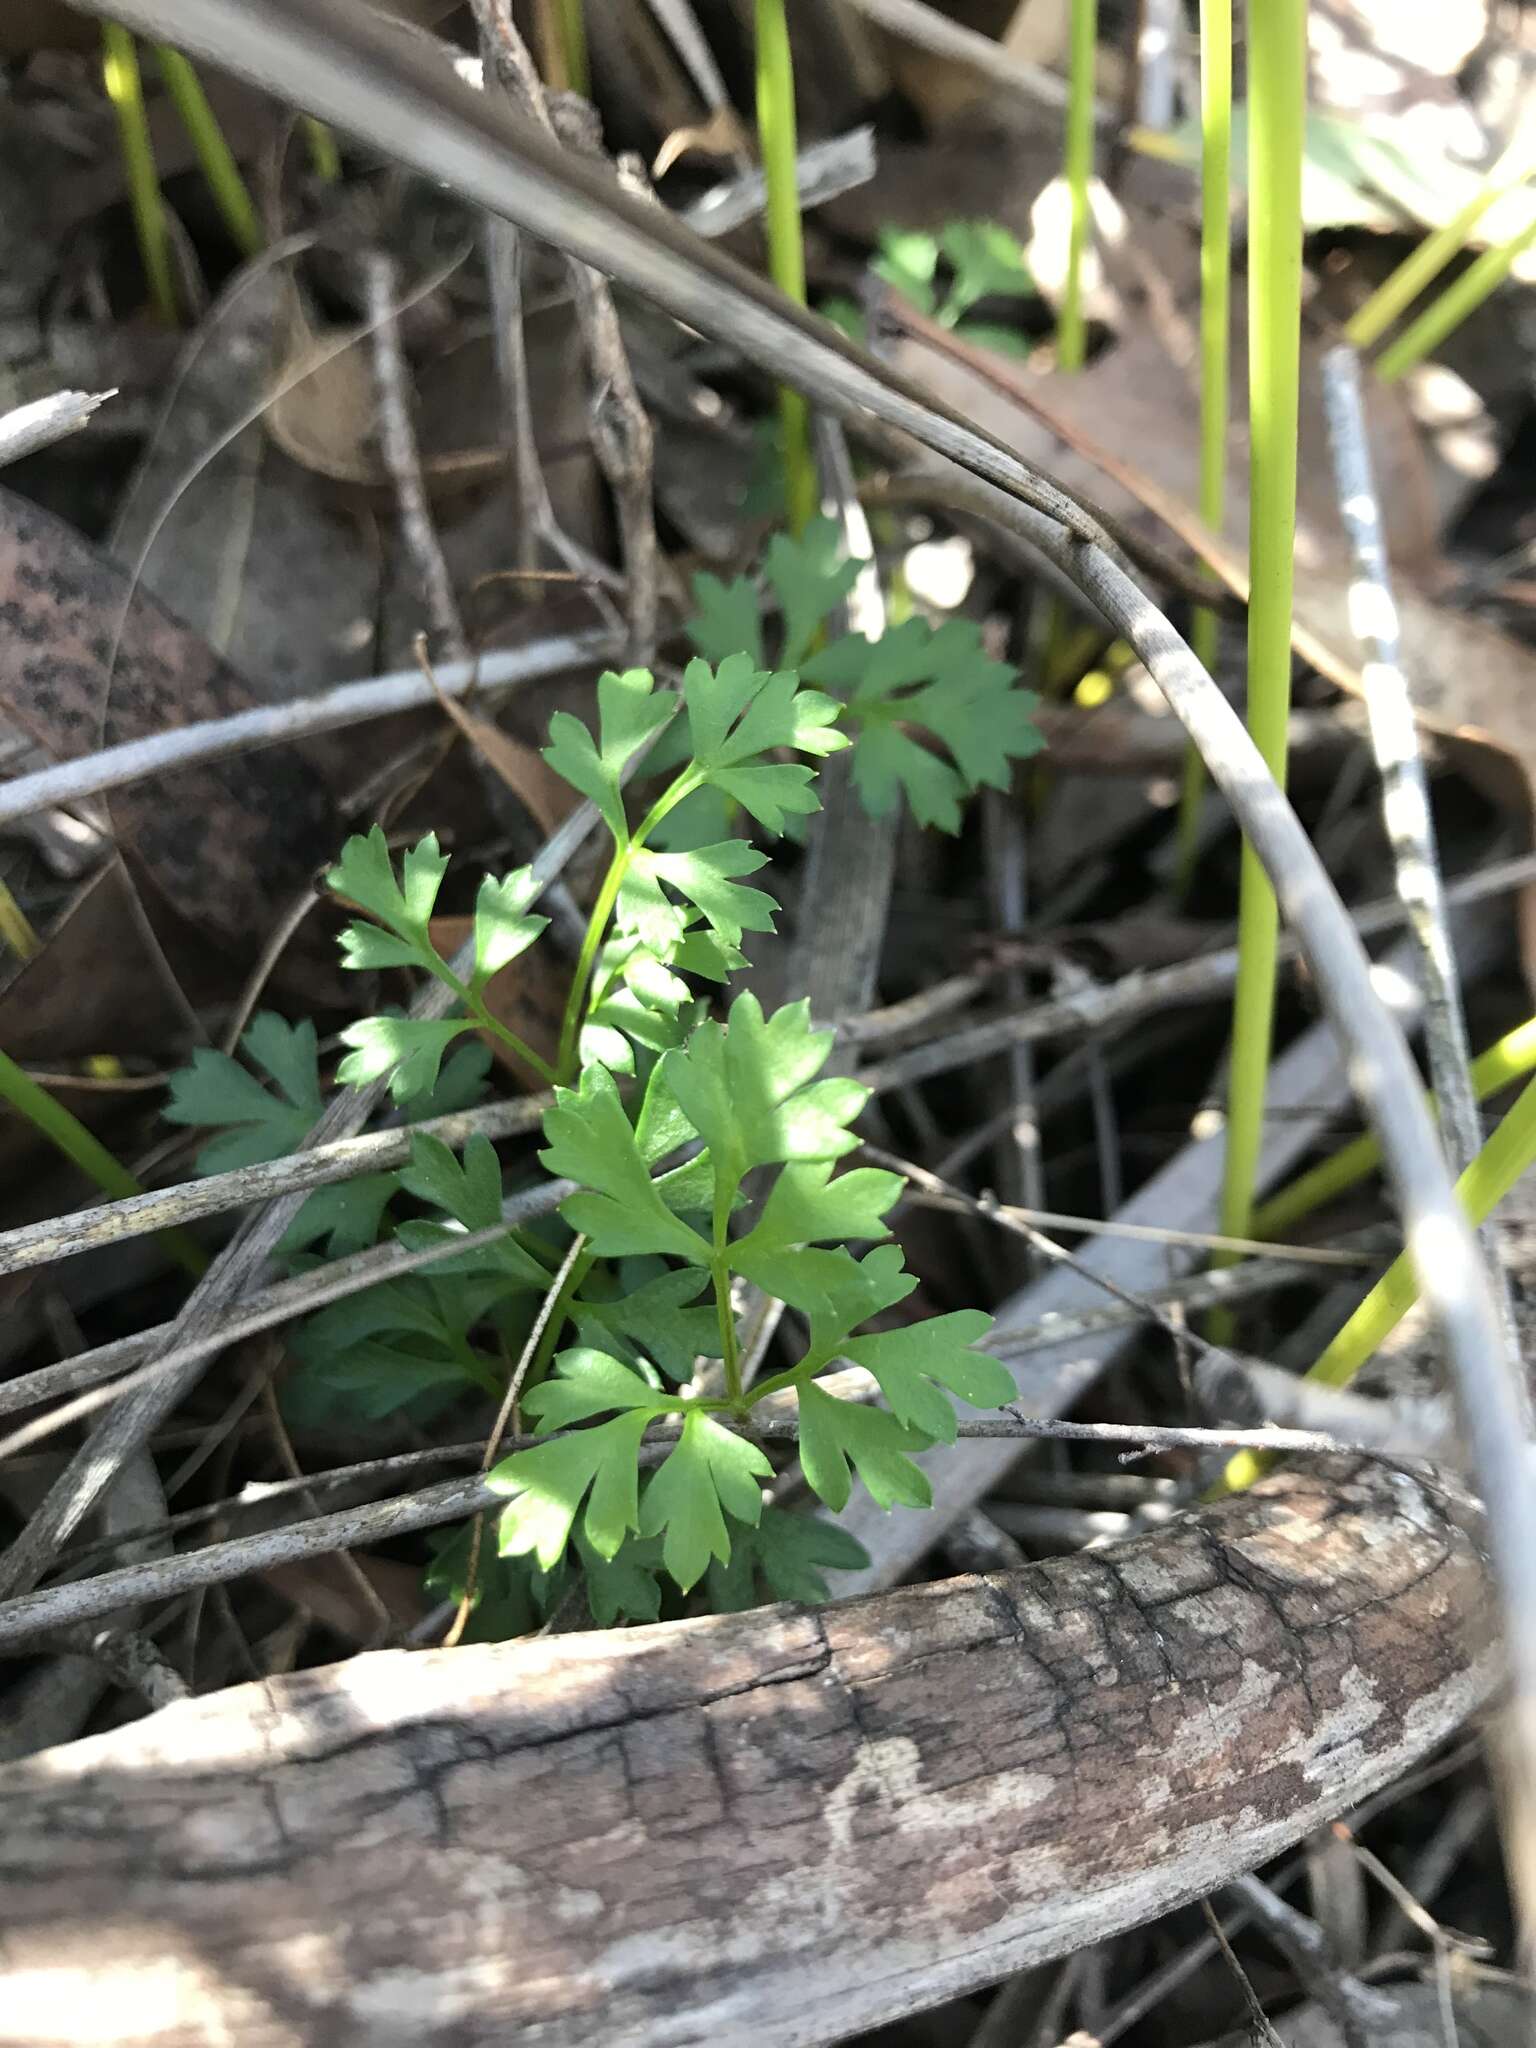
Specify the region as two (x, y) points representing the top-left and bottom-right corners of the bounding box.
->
(0, 628), (617, 828)
(0, 390), (113, 467)
(363, 250), (470, 665)
(682, 127), (877, 237)
(0, 797), (600, 1603)
(0, 1094), (549, 1279)
(1322, 342), (1524, 1383)
(0, 1465), (1493, 2047)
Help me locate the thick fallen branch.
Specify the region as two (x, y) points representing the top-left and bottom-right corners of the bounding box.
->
(0, 1464), (1493, 2047)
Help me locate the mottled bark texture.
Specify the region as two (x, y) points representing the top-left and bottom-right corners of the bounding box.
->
(0, 1464), (1494, 2047)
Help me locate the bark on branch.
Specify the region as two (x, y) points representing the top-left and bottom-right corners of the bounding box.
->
(0, 1464), (1493, 2047)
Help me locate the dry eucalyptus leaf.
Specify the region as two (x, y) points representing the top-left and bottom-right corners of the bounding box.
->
(895, 320), (1536, 788)
(0, 861), (190, 1063)
(111, 267), (384, 700)
(264, 274), (505, 495)
(425, 677), (577, 839)
(264, 274), (394, 491)
(0, 486), (338, 953)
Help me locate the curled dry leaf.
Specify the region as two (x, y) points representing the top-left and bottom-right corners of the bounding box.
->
(424, 669), (577, 840)
(264, 272), (397, 491)
(0, 486), (338, 953)
(265, 273), (505, 495)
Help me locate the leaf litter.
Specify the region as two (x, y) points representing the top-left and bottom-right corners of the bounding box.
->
(1, 4), (1535, 2039)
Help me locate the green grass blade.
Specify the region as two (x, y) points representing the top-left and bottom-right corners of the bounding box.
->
(1375, 207), (1536, 383)
(1175, 0), (1233, 896)
(755, 0), (815, 535)
(303, 116), (341, 182)
(1221, 1060), (1536, 1494)
(556, 0), (588, 97)
(1253, 1016), (1536, 1239)
(154, 45), (263, 257)
(1056, 0), (1097, 372)
(101, 22), (178, 325)
(0, 1048), (204, 1276)
(1346, 183), (1509, 352)
(1217, 0), (1306, 1259)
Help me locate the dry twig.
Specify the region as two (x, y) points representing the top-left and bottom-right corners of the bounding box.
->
(363, 249), (470, 664)
(0, 390), (114, 466)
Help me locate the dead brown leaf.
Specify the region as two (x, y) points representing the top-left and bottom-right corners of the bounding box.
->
(261, 1553), (428, 1644)
(423, 665), (577, 839)
(264, 274), (504, 495)
(0, 486), (339, 956)
(0, 862), (190, 1062)
(263, 275), (391, 491)
(893, 312), (1536, 784)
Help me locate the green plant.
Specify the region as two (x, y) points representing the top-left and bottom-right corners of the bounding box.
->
(1252, 1016), (1536, 1239)
(1216, 0), (1307, 1266)
(1058, 0), (1098, 371)
(163, 1013), (494, 1259)
(166, 607), (1034, 1630)
(755, 0), (815, 534)
(325, 829), (558, 1091)
(102, 22), (178, 324)
(857, 222), (1036, 357)
(303, 116), (341, 183)
(552, 0), (588, 97)
(1221, 1061), (1536, 1497)
(1175, 0), (1233, 894)
(102, 27), (267, 324)
(1374, 206), (1536, 382)
(2, 1048), (204, 1277)
(152, 44), (263, 258)
(687, 517), (1046, 832)
(1343, 107), (1536, 359)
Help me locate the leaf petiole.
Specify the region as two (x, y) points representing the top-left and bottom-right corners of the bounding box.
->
(554, 762), (706, 1082)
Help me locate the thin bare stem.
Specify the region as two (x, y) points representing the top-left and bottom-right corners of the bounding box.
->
(363, 251), (469, 663)
(1322, 341), (1523, 1371)
(0, 1094), (549, 1280)
(0, 628), (617, 830)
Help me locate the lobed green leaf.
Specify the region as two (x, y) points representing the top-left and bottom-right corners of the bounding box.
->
(638, 1411), (772, 1591)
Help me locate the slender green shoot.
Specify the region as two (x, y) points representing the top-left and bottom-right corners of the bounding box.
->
(1174, 0), (1233, 896)
(1043, 0), (1100, 706)
(1347, 114), (1536, 354)
(1216, 0), (1306, 1263)
(1221, 1062), (1536, 1494)
(1057, 0), (1098, 372)
(0, 1048), (204, 1276)
(153, 46), (263, 258)
(1346, 183), (1516, 351)
(1254, 1016), (1536, 1239)
(101, 23), (178, 325)
(1375, 208), (1536, 383)
(755, 0), (815, 535)
(555, 0), (589, 97)
(303, 117), (341, 183)
(0, 875), (40, 961)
